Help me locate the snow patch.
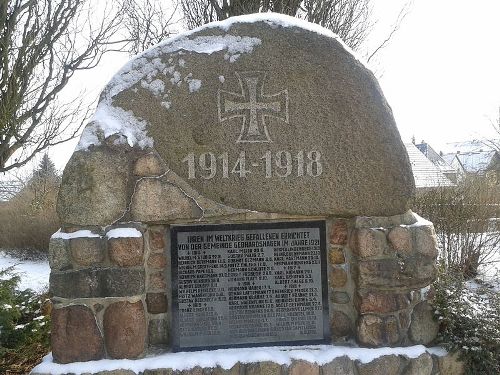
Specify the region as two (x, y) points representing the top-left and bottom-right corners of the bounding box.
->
(32, 345), (447, 374)
(188, 79), (202, 93)
(170, 71), (182, 85)
(0, 251), (50, 292)
(51, 229), (101, 240)
(76, 104), (153, 150)
(106, 228), (142, 239)
(405, 213), (433, 227)
(141, 79), (165, 96)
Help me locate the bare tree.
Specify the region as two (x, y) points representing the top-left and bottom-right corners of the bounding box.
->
(303, 0), (371, 52)
(120, 0), (180, 56)
(0, 0), (126, 173)
(182, 0), (283, 29)
(480, 106), (500, 153)
(413, 177), (500, 279)
(181, 0), (412, 54)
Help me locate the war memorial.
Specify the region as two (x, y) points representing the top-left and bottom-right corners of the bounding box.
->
(33, 13), (463, 375)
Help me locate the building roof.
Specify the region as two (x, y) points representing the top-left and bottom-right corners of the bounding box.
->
(454, 151), (499, 173)
(405, 143), (455, 188)
(416, 142), (456, 174)
(442, 140), (494, 154)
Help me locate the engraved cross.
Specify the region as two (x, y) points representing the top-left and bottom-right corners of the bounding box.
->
(218, 71), (289, 143)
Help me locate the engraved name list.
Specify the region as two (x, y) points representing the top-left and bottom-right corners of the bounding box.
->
(171, 221), (329, 351)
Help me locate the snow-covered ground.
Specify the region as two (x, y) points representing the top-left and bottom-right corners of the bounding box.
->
(0, 249), (50, 293)
(32, 345), (447, 375)
(472, 244), (500, 292)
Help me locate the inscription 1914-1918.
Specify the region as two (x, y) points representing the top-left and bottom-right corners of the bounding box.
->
(171, 221), (329, 351)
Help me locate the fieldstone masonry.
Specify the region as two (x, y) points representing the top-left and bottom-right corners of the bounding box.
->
(43, 12), (462, 375)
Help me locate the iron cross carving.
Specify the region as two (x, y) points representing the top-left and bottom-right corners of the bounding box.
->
(218, 71), (289, 143)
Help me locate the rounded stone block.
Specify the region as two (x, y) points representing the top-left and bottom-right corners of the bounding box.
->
(413, 225), (438, 258)
(57, 149), (130, 226)
(148, 253), (168, 268)
(404, 353), (433, 375)
(357, 314), (401, 347)
(388, 226), (412, 255)
(103, 300), (147, 358)
(331, 310), (353, 338)
(289, 360), (320, 375)
(385, 315), (400, 345)
(51, 305), (104, 363)
(149, 270), (167, 290)
(330, 220), (348, 245)
(211, 364), (242, 375)
(50, 268), (145, 298)
(134, 152), (166, 177)
(322, 356), (356, 375)
(358, 291), (410, 314)
(357, 257), (436, 289)
(409, 301), (439, 345)
(329, 248), (345, 264)
(108, 237), (144, 267)
(245, 362), (282, 375)
(357, 314), (384, 347)
(352, 229), (387, 258)
(149, 318), (169, 346)
(180, 367), (204, 375)
(357, 355), (402, 375)
(329, 267), (348, 288)
(76, 15), (414, 217)
(149, 229), (166, 251)
(69, 237), (104, 266)
(130, 178), (202, 222)
(143, 370), (174, 375)
(146, 292), (168, 313)
(48, 238), (71, 271)
(331, 291), (350, 304)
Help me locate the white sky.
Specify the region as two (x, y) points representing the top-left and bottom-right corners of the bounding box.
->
(47, 0), (500, 170)
(372, 0), (500, 152)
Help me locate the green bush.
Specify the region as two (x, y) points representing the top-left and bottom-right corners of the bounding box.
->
(432, 265), (500, 375)
(0, 267), (50, 373)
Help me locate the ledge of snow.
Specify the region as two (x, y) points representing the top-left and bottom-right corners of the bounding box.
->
(51, 229), (101, 240)
(32, 345), (448, 375)
(106, 228), (142, 239)
(406, 213), (433, 227)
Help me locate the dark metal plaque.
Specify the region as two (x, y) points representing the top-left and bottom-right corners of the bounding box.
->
(171, 221), (329, 351)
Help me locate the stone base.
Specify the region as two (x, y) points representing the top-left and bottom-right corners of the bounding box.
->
(31, 348), (464, 375)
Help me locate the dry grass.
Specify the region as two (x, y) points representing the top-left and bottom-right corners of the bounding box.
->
(0, 182), (59, 252)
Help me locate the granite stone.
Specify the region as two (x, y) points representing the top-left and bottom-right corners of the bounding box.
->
(69, 237), (104, 266)
(130, 177), (202, 222)
(322, 356), (357, 375)
(409, 301), (439, 345)
(103, 301), (146, 358)
(51, 305), (104, 363)
(356, 355), (402, 375)
(57, 148), (130, 226)
(108, 237), (144, 267)
(83, 16), (413, 217)
(50, 268), (145, 298)
(48, 238), (71, 271)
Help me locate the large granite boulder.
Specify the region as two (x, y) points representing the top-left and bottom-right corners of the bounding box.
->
(62, 13), (413, 222)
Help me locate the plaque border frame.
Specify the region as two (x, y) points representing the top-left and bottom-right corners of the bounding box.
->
(171, 220), (330, 352)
